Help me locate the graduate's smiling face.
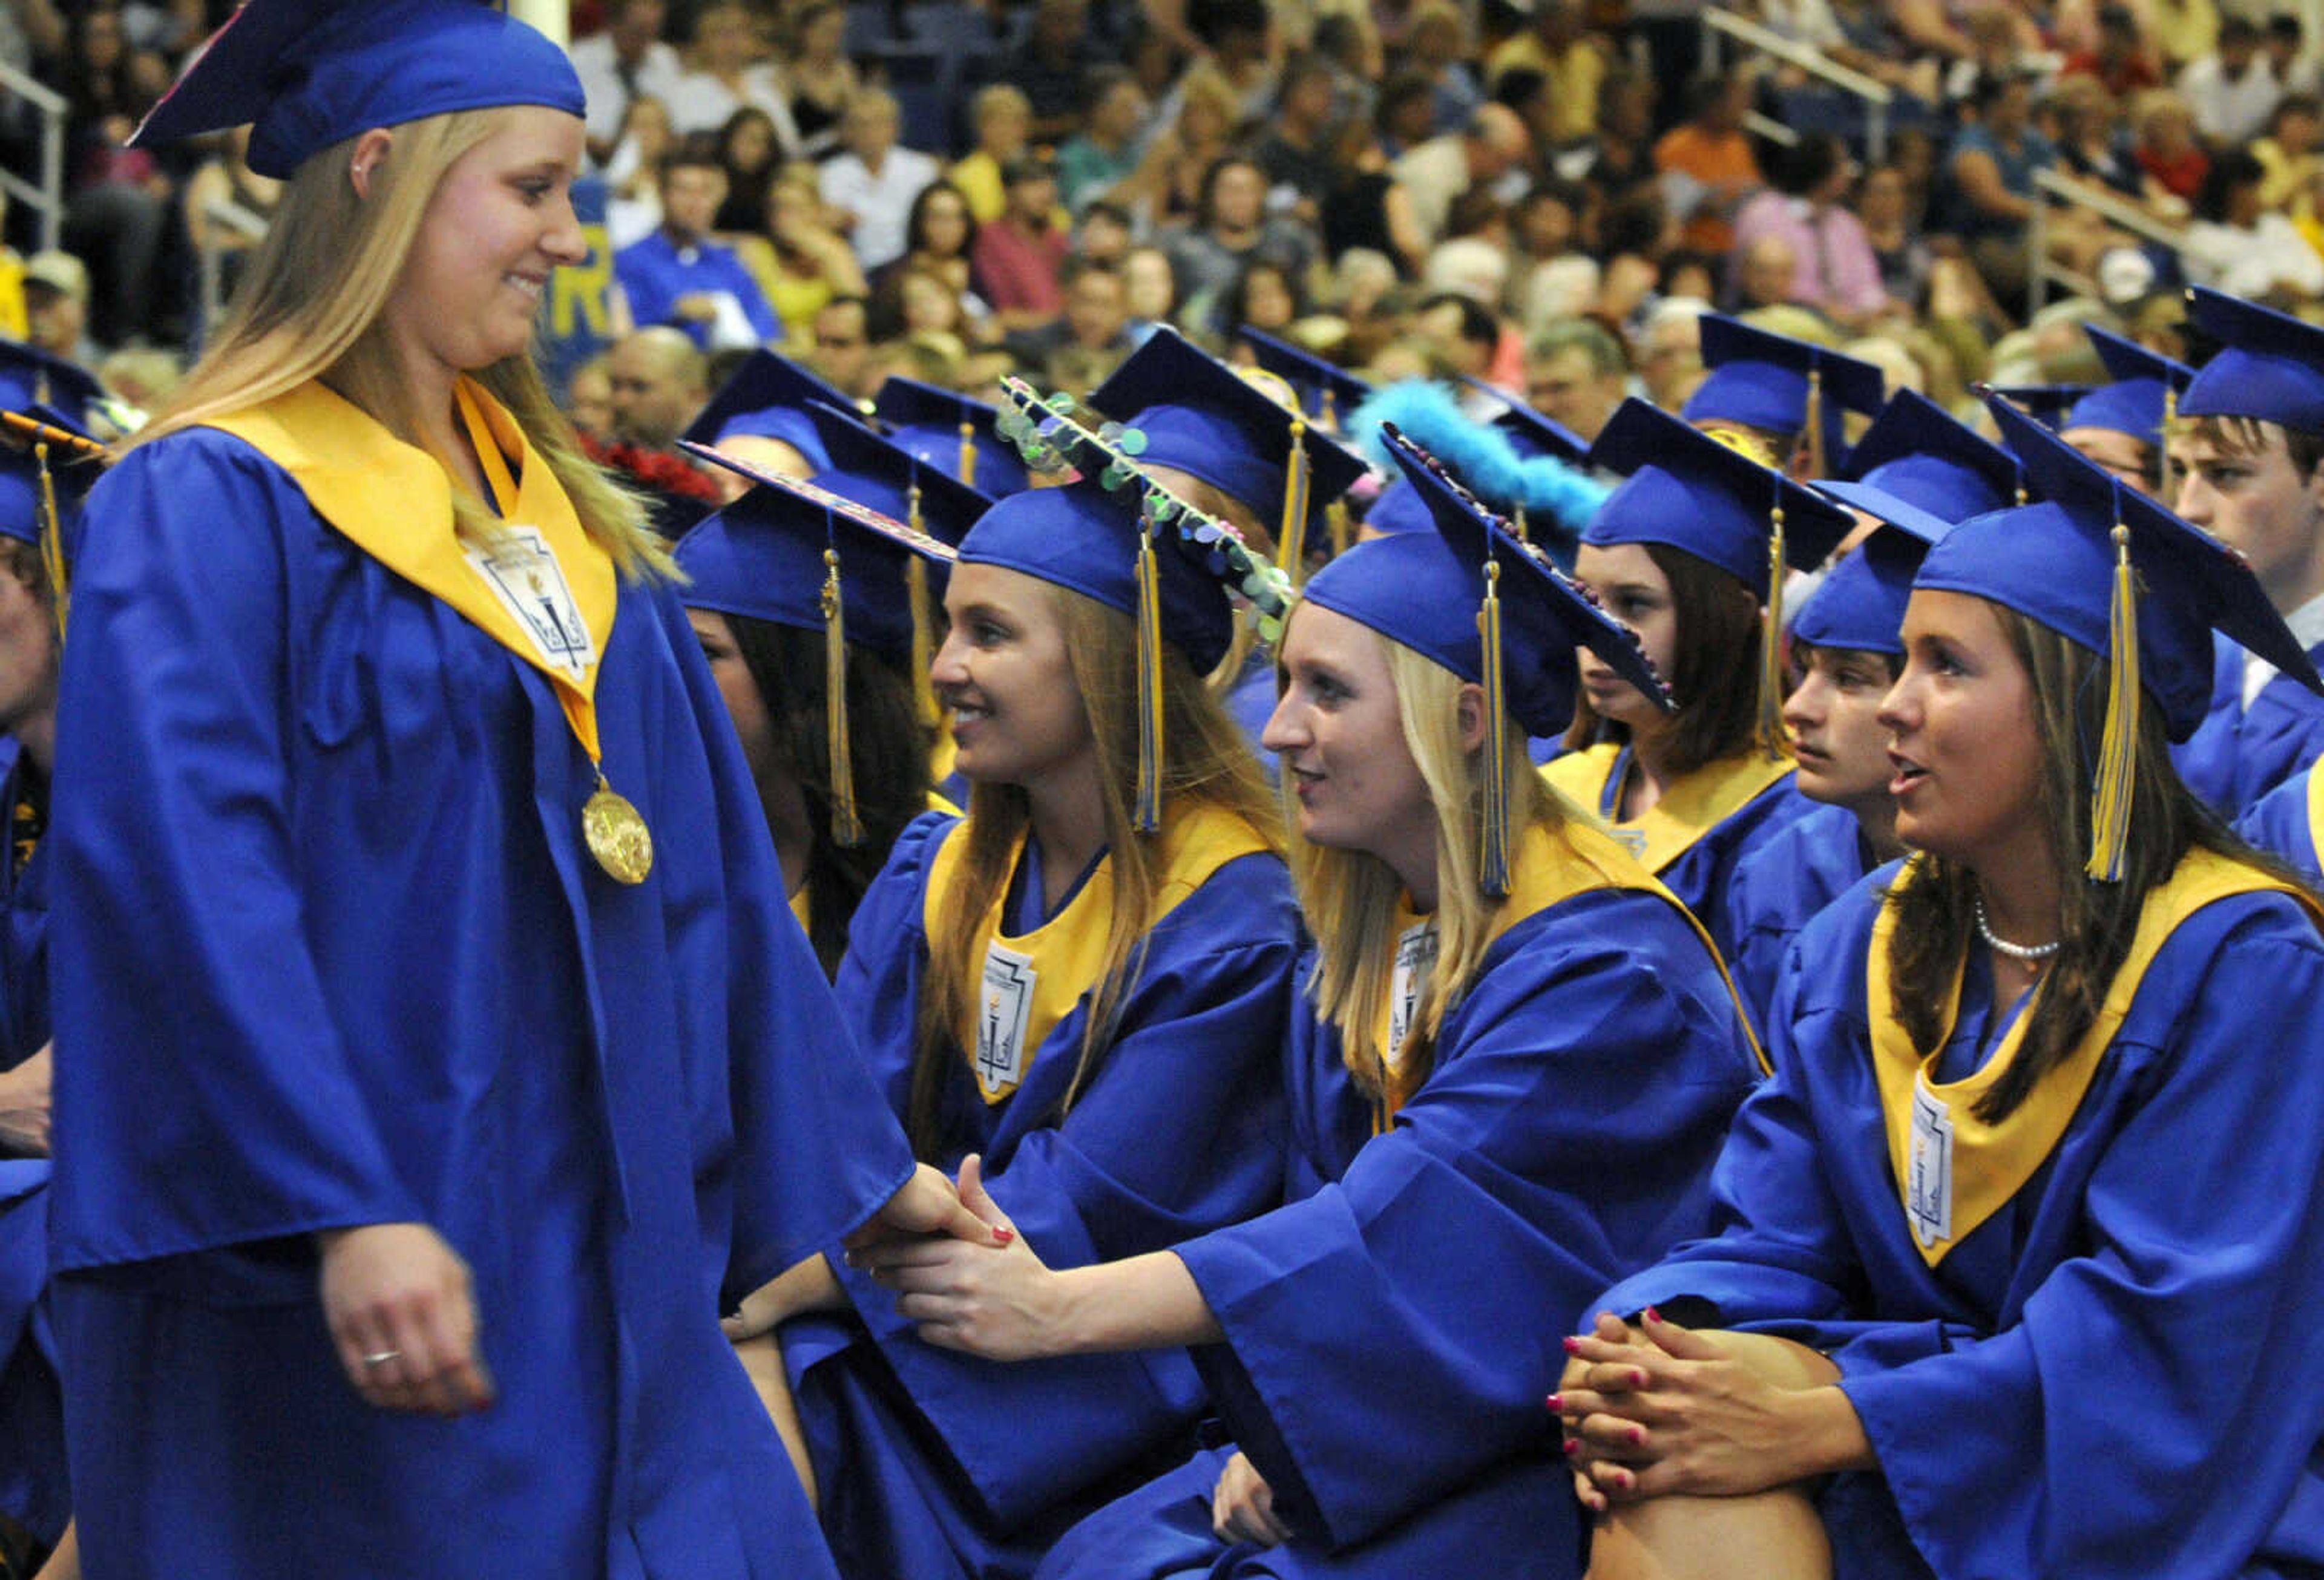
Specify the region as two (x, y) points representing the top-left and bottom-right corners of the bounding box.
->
(1264, 603), (1438, 885)
(1784, 641), (1898, 816)
(1570, 541), (1679, 738)
(378, 105), (589, 379)
(1880, 590), (2046, 868)
(933, 563), (1095, 790)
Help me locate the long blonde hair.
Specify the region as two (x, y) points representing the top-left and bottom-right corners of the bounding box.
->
(124, 108), (663, 575)
(1294, 631), (1561, 1110)
(908, 582), (1281, 1156)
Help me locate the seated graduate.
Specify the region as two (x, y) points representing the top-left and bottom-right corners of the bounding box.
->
(871, 375), (1033, 497)
(727, 399), (1304, 1580)
(2055, 324), (2193, 499)
(2164, 289), (2324, 819)
(0, 408), (98, 1580)
(682, 346), (862, 498)
(1547, 398), (1854, 959)
(1679, 316), (1886, 480)
(1552, 396), (2324, 1580)
(673, 428), (986, 975)
(1724, 391), (2018, 1030)
(858, 428), (1764, 1580)
(1083, 327), (1367, 753)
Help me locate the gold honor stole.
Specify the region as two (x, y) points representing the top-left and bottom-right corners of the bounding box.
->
(924, 803), (1273, 1105)
(1869, 847), (2323, 1267)
(1542, 742), (1796, 874)
(1370, 818), (1767, 1127)
(200, 381), (639, 872)
(2308, 765), (2324, 869)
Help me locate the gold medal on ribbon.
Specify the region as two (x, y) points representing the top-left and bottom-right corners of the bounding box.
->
(583, 773), (654, 885)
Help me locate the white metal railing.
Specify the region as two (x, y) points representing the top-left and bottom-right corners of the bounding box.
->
(2026, 167), (2188, 313)
(0, 57), (67, 253)
(1702, 7), (1894, 162)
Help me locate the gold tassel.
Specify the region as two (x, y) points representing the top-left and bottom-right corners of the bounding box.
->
(2086, 517), (2139, 882)
(1511, 503), (1529, 545)
(1132, 514), (1166, 834)
(1758, 503), (1789, 756)
(1803, 365), (1825, 480)
(1477, 560), (1511, 897)
(957, 416), (977, 487)
(905, 480), (940, 728)
(1327, 498), (1350, 558)
(1320, 388), (1338, 433)
(34, 441), (66, 642)
(2158, 385), (2178, 510)
(821, 545), (864, 848)
(1276, 418), (1311, 584)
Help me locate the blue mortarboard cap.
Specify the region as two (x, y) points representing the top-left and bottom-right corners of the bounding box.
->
(871, 376), (1031, 497)
(0, 342), (103, 433)
(1789, 524), (1943, 657)
(1361, 477), (1431, 536)
(683, 350), (862, 470)
(2058, 324), (2196, 448)
(2179, 286), (2324, 433)
(1912, 396), (2322, 743)
(1820, 388), (2021, 538)
(1460, 378), (1591, 467)
(1682, 315), (1886, 464)
(0, 407), (100, 554)
(1991, 385), (2092, 431)
(1585, 398), (1856, 586)
(1237, 328), (1373, 430)
(674, 445), (955, 660)
(1089, 326), (1368, 529)
(132, 0), (585, 179)
(956, 481), (1237, 671)
(1304, 427), (1667, 736)
(803, 402), (993, 546)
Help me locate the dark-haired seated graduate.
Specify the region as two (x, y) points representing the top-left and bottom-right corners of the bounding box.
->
(682, 347), (862, 498)
(1547, 399), (1853, 959)
(0, 410), (96, 1577)
(2164, 288), (2324, 818)
(1085, 327), (1367, 756)
(1679, 315), (1885, 479)
(872, 375), (1032, 497)
(1723, 391), (2018, 1032)
(674, 422), (988, 977)
(729, 418), (1302, 1580)
(859, 428), (1759, 1580)
(1555, 395), (2324, 1580)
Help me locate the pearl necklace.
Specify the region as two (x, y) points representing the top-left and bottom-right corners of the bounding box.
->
(1974, 897), (2061, 962)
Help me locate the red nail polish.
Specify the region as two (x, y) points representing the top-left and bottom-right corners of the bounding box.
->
(993, 1226), (1015, 1244)
(1631, 1368), (1648, 1388)
(1561, 1335), (1582, 1354)
(1628, 1426), (1644, 1446)
(1546, 1393), (1564, 1412)
(1644, 1306), (1663, 1323)
(1562, 1437), (1580, 1455)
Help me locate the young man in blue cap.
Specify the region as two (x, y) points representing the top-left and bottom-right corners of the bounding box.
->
(1679, 313), (1886, 477)
(681, 345), (864, 497)
(2165, 286), (2324, 815)
(2059, 323), (2192, 496)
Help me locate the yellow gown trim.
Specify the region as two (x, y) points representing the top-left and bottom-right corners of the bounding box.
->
(1541, 742), (1794, 874)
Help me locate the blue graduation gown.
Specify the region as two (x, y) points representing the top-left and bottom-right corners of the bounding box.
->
(46, 428), (916, 1579)
(1721, 801), (1872, 1037)
(1598, 868), (2324, 1579)
(2237, 765), (2322, 885)
(0, 748), (60, 1549)
(1225, 648), (1279, 781)
(1041, 883), (1759, 1579)
(2171, 633), (2324, 818)
(789, 811), (1301, 1580)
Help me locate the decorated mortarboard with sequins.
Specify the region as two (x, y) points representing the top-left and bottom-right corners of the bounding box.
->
(801, 401), (993, 547)
(2178, 285), (2324, 434)
(1460, 376), (1592, 467)
(131, 0), (585, 179)
(1301, 426), (1672, 894)
(1817, 388), (2022, 545)
(1681, 315), (1886, 474)
(1088, 326), (1368, 582)
(676, 444), (958, 845)
(683, 350), (863, 473)
(991, 374), (1298, 830)
(870, 376), (1031, 497)
(1236, 327), (1373, 432)
(1915, 396), (2323, 880)
(2064, 324), (2196, 450)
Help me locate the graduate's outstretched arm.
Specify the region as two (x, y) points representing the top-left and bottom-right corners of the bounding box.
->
(856, 1154), (1224, 1360)
(317, 1222), (494, 1418)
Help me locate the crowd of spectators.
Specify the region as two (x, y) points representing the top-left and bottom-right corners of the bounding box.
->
(8, 0), (2324, 461)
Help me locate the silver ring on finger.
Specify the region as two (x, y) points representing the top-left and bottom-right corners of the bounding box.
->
(361, 1349), (404, 1367)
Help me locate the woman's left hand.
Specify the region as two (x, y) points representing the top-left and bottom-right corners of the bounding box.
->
(846, 1161), (1013, 1253)
(1552, 1308), (1837, 1503)
(850, 1156), (1066, 1362)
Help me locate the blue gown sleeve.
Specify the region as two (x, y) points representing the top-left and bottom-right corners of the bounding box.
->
(47, 438), (424, 1268)
(1834, 897), (2324, 1579)
(1175, 889), (1758, 1552)
(824, 853), (1301, 1530)
(2236, 768), (2322, 887)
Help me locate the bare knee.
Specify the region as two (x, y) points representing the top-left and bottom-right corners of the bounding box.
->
(1585, 1490), (1831, 1580)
